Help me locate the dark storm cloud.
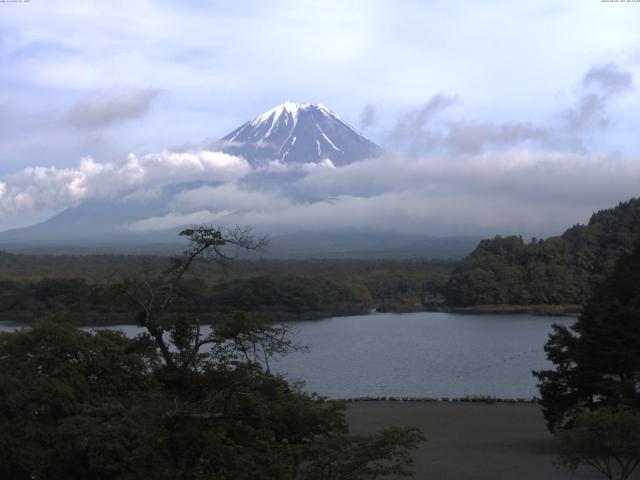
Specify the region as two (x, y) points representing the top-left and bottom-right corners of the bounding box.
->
(66, 88), (161, 128)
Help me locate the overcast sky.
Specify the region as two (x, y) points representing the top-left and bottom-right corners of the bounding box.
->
(1, 0), (640, 236)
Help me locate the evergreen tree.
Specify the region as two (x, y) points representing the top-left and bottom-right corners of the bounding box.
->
(534, 241), (640, 431)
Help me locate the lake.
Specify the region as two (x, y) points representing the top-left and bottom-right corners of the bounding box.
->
(0, 312), (574, 399)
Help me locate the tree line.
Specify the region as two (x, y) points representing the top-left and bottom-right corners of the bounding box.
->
(0, 276), (374, 325)
(0, 260), (454, 325)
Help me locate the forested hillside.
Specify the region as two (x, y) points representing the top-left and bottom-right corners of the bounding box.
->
(446, 198), (640, 306)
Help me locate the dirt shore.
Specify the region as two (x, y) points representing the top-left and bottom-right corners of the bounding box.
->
(346, 402), (634, 480)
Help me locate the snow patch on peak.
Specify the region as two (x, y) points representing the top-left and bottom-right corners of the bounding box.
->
(250, 102), (330, 127)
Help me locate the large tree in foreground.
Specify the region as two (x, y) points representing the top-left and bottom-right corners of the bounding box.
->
(0, 226), (423, 480)
(534, 240), (640, 431)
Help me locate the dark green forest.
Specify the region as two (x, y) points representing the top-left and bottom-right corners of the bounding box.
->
(446, 198), (640, 306)
(0, 255), (453, 325)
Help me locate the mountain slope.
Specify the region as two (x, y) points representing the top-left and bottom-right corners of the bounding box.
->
(220, 102), (382, 166)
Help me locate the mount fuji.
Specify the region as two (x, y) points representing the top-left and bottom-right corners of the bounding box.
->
(219, 102), (382, 166)
(0, 102), (480, 257)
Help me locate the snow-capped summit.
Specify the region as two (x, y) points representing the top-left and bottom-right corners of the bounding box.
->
(220, 102), (382, 167)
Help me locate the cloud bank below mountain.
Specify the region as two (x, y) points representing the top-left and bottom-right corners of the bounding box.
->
(2, 147), (638, 238)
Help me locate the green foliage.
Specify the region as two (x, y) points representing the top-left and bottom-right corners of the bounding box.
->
(301, 427), (425, 479)
(0, 259), (454, 324)
(446, 198), (640, 306)
(534, 241), (640, 431)
(0, 317), (163, 480)
(555, 408), (640, 480)
(208, 275), (374, 317)
(0, 278), (128, 324)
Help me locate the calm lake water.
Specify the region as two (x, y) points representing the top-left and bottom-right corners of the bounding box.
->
(0, 312), (574, 399)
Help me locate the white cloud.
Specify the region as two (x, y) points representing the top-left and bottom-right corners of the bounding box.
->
(0, 150), (249, 224)
(171, 182), (291, 214)
(2, 143), (639, 237)
(115, 149), (640, 238)
(128, 210), (234, 233)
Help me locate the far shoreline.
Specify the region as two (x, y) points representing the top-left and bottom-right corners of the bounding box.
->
(431, 304), (582, 316)
(0, 306), (579, 328)
(339, 395), (538, 403)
